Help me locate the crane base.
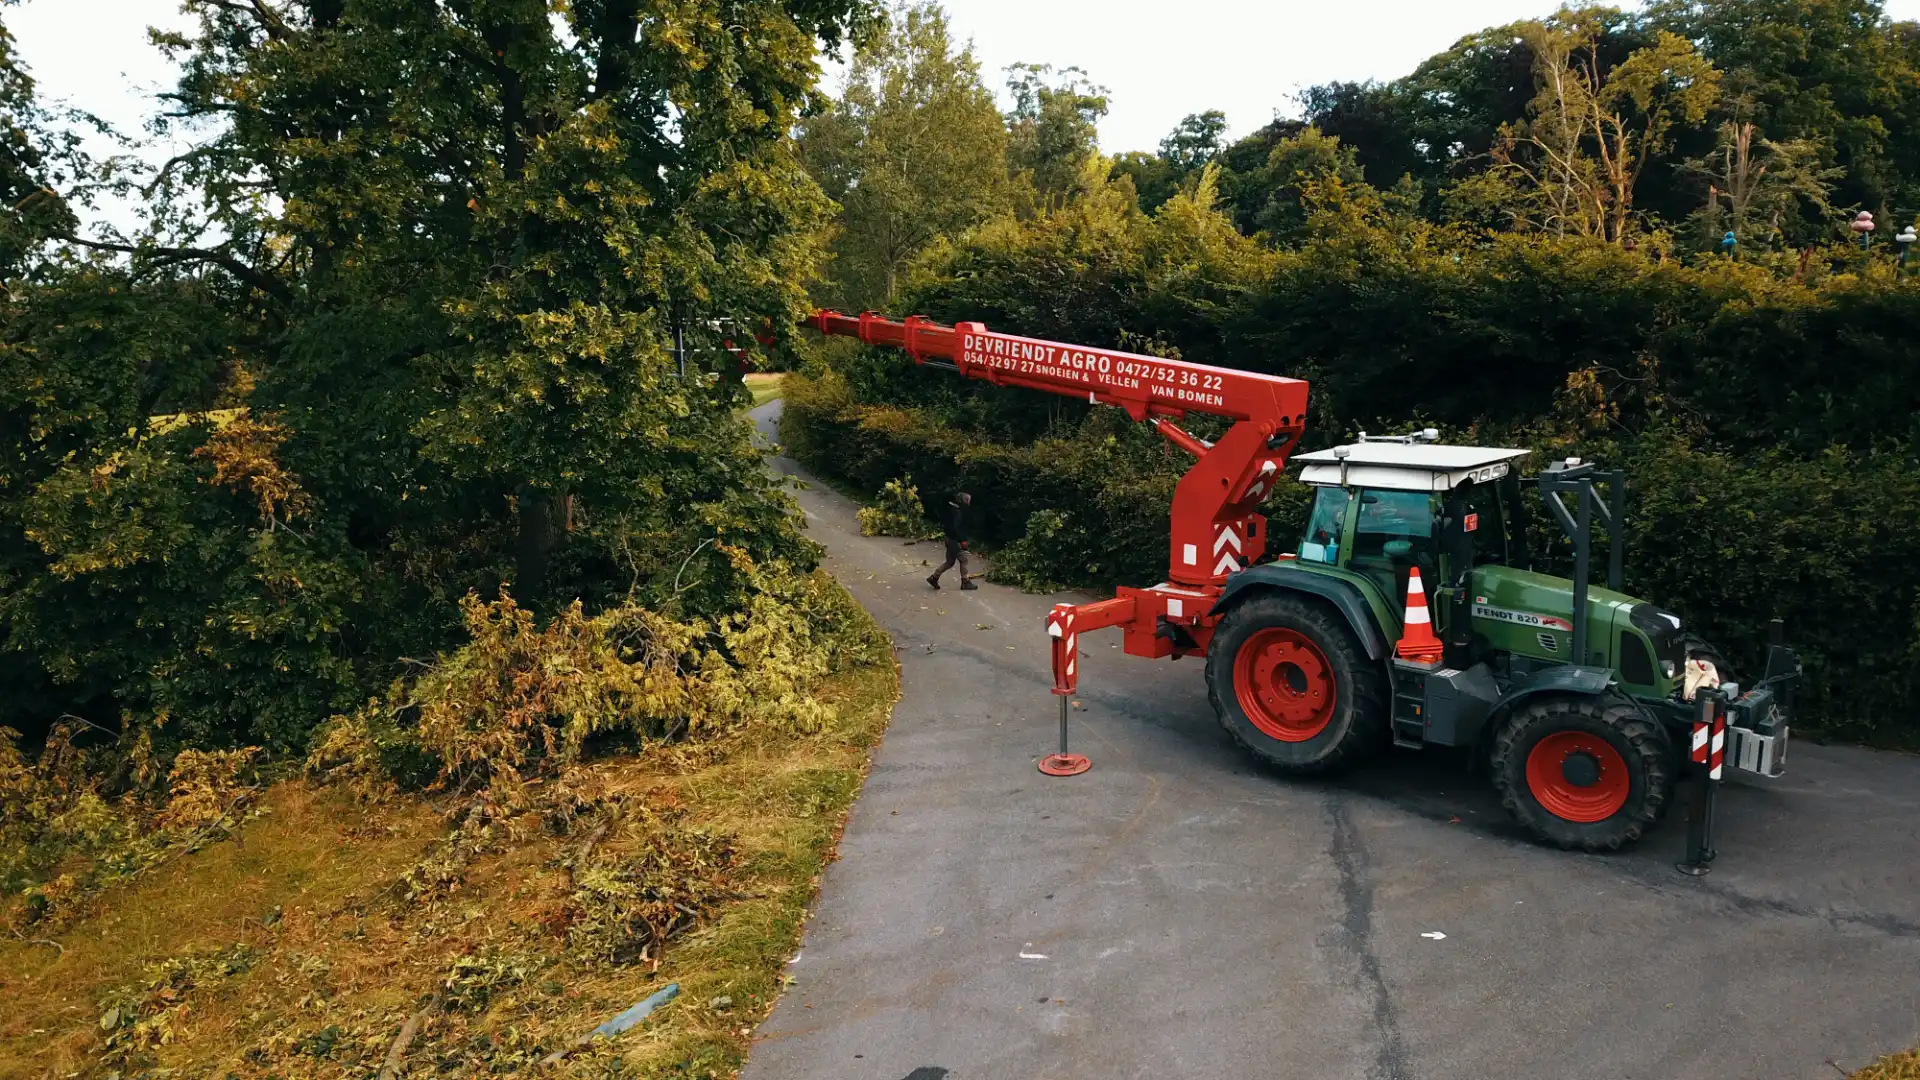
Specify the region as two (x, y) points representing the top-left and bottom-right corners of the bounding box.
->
(1038, 753), (1091, 776)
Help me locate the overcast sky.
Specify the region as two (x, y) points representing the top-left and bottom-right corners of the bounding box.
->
(14, 0), (1920, 210)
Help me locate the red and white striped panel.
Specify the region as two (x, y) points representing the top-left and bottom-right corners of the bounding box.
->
(1212, 523), (1246, 577)
(1241, 459), (1280, 505)
(1691, 698), (1728, 779)
(1047, 603), (1078, 694)
(1710, 704), (1727, 780)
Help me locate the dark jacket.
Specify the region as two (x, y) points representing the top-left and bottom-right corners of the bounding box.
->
(942, 499), (968, 542)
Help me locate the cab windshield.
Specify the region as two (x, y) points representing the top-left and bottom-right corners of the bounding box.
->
(1299, 486), (1347, 564)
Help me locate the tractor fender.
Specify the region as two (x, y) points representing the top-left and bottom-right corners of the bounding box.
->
(1210, 564), (1388, 661)
(1493, 665), (1616, 715)
(1482, 666), (1679, 761)
(1483, 666), (1620, 749)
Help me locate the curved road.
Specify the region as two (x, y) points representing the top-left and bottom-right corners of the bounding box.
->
(746, 399), (1920, 1080)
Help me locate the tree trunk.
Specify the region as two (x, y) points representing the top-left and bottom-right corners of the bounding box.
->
(515, 485), (562, 602)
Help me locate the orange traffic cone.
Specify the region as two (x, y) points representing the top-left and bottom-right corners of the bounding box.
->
(1396, 566), (1445, 663)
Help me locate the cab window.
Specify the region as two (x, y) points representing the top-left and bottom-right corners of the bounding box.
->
(1299, 486), (1348, 565)
(1349, 490), (1438, 613)
(1352, 490), (1435, 559)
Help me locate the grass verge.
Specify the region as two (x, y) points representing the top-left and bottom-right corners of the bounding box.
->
(1855, 1051), (1920, 1079)
(744, 373), (784, 409)
(0, 576), (896, 1079)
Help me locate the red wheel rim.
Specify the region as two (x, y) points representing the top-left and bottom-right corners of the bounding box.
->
(1525, 731), (1630, 823)
(1233, 628), (1337, 742)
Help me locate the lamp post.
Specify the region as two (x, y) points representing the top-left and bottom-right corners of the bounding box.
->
(1852, 211), (1876, 274)
(1898, 225), (1917, 273)
(1852, 210), (1876, 250)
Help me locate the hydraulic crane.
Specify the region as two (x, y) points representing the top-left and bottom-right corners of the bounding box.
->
(806, 309), (1800, 862)
(806, 310), (1310, 771)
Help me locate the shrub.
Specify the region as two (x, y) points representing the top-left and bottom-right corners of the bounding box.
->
(856, 479), (941, 539)
(308, 563), (863, 802)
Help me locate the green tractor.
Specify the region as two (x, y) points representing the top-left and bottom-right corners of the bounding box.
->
(1205, 431), (1798, 853)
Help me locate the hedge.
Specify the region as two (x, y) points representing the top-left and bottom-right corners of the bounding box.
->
(784, 369), (1920, 749)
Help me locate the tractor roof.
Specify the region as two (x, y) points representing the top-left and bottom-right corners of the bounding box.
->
(1293, 442), (1532, 493)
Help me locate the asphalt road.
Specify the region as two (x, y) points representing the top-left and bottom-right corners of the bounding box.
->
(744, 399), (1920, 1080)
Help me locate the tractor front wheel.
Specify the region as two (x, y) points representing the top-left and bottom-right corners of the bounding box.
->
(1491, 695), (1673, 851)
(1206, 591), (1388, 774)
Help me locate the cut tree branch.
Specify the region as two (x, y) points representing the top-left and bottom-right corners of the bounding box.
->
(57, 232), (293, 305)
(203, 0), (292, 40)
(377, 992), (443, 1080)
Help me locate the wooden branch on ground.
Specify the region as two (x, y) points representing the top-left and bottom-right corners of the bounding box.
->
(377, 992), (443, 1080)
(566, 815), (615, 888)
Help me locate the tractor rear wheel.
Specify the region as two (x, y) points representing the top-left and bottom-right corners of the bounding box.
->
(1205, 591), (1388, 774)
(1491, 695), (1672, 851)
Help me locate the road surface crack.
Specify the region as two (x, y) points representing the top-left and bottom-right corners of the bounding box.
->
(1326, 797), (1413, 1080)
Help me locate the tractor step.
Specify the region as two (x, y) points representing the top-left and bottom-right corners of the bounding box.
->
(1391, 719), (1426, 750)
(1390, 658), (1438, 749)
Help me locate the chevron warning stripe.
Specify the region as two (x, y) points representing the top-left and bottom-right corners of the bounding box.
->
(1242, 459), (1279, 504)
(1212, 523), (1244, 577)
(1047, 604), (1078, 694)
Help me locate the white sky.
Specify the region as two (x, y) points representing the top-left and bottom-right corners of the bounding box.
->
(13, 0), (1920, 219)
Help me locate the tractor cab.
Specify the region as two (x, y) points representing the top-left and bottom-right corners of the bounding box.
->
(1288, 433), (1681, 697)
(1291, 431), (1533, 618)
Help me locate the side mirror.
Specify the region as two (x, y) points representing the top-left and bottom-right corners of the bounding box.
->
(1383, 540), (1414, 559)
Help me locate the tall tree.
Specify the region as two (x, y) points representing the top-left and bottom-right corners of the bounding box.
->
(1493, 7), (1720, 241)
(1004, 63), (1109, 207)
(1111, 110), (1229, 212)
(2, 0), (875, 750)
(1649, 0), (1917, 212)
(801, 1), (1009, 307)
(0, 1), (83, 278)
(1245, 127), (1367, 244)
(1684, 113), (1841, 246)
(1159, 109), (1229, 174)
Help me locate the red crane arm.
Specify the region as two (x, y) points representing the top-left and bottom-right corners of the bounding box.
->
(803, 309), (1317, 773)
(806, 310), (1308, 429)
(806, 308), (1313, 598)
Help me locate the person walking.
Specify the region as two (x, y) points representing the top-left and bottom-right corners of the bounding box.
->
(928, 491), (976, 590)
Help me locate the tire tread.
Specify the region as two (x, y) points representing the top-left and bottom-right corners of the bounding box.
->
(1490, 696), (1672, 851)
(1205, 592), (1389, 775)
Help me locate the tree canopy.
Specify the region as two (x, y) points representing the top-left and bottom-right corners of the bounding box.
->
(1, 0), (877, 751)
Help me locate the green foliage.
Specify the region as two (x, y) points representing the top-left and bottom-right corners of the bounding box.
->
(1, 0), (878, 761)
(856, 478), (941, 538)
(1488, 12), (1722, 241)
(1, 719), (269, 928)
(1648, 0), (1920, 213)
(565, 807), (737, 967)
(987, 509), (1081, 592)
(801, 1), (1011, 307)
(1245, 127), (1367, 243)
(782, 371), (1174, 590)
(1683, 117), (1842, 248)
(1004, 63), (1110, 207)
(95, 944), (260, 1069)
(309, 563), (867, 807)
(1613, 429), (1920, 746)
(0, 6), (85, 277)
(1160, 110), (1231, 174)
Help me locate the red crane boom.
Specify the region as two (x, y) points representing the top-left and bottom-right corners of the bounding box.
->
(805, 310), (1312, 771)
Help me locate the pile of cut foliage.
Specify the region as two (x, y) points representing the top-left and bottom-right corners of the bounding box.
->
(0, 569), (894, 1078)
